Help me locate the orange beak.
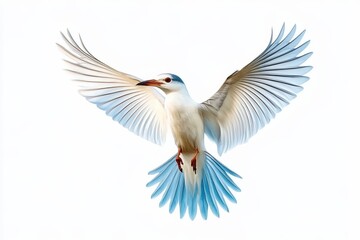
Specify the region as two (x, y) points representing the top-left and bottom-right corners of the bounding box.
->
(136, 79), (163, 87)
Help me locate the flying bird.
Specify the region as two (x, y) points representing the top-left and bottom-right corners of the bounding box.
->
(58, 24), (312, 220)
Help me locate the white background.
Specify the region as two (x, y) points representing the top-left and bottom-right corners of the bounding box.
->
(1, 0), (359, 239)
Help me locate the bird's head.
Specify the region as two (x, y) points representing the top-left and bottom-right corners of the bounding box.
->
(136, 73), (186, 94)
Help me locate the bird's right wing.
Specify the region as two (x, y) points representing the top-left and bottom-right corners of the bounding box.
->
(200, 24), (312, 155)
(58, 30), (167, 145)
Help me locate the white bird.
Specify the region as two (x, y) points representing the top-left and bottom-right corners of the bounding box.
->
(58, 24), (312, 220)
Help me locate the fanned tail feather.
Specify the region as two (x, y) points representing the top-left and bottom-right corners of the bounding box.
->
(147, 151), (241, 220)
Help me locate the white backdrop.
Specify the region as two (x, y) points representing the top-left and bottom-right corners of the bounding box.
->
(1, 0), (359, 239)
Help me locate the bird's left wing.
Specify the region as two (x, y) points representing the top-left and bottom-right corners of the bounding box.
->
(58, 30), (167, 145)
(200, 24), (312, 155)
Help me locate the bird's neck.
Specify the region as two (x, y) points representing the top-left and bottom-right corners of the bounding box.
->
(168, 87), (193, 101)
(164, 86), (190, 97)
(177, 87), (190, 97)
(165, 89), (198, 112)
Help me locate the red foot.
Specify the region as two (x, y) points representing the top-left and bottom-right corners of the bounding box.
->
(176, 156), (183, 172)
(190, 158), (196, 174)
(190, 148), (199, 174)
(176, 148), (183, 172)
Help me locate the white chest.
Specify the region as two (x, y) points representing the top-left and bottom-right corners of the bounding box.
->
(165, 93), (204, 152)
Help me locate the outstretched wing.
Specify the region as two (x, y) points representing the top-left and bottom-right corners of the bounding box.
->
(58, 30), (167, 145)
(201, 24), (312, 155)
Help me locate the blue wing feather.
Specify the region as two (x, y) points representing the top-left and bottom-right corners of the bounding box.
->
(58, 30), (167, 145)
(201, 24), (312, 155)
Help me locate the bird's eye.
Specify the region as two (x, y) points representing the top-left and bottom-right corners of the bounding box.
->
(164, 77), (172, 83)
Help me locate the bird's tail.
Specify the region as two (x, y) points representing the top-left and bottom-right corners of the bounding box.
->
(146, 151), (241, 220)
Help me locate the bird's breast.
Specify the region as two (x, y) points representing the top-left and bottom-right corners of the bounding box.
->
(165, 94), (204, 153)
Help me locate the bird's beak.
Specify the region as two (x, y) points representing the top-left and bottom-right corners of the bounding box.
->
(136, 80), (163, 87)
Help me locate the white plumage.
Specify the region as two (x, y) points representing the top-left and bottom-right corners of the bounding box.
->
(58, 24), (312, 219)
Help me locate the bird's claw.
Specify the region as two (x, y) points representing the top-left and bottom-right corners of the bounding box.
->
(176, 156), (183, 172)
(191, 148), (199, 174)
(176, 148), (183, 173)
(175, 148), (197, 174)
(191, 158), (196, 174)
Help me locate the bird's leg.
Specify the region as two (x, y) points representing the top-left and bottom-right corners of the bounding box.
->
(190, 148), (199, 174)
(176, 148), (183, 172)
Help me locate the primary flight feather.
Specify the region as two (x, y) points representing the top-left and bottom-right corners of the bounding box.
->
(58, 24), (312, 220)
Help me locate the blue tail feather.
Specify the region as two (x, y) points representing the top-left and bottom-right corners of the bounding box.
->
(159, 169), (180, 208)
(199, 182), (209, 219)
(188, 185), (198, 220)
(207, 156), (241, 192)
(159, 171), (179, 207)
(203, 170), (220, 217)
(150, 165), (177, 199)
(147, 156), (174, 176)
(179, 180), (187, 218)
(206, 167), (229, 212)
(168, 173), (181, 213)
(147, 156), (176, 189)
(207, 152), (242, 179)
(207, 162), (237, 203)
(147, 151), (241, 219)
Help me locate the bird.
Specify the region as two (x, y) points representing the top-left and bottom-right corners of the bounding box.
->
(58, 24), (312, 220)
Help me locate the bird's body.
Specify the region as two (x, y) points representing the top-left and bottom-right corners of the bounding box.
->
(165, 87), (207, 199)
(165, 89), (204, 154)
(58, 24), (312, 220)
